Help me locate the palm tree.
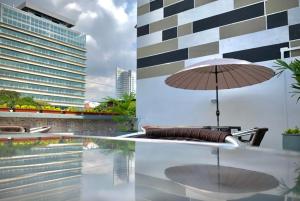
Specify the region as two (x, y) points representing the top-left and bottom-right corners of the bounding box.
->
(275, 59), (300, 102)
(94, 93), (136, 131)
(111, 93), (136, 131)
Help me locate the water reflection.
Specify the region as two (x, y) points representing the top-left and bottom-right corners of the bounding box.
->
(0, 139), (83, 201)
(81, 139), (135, 201)
(134, 142), (300, 201)
(0, 137), (299, 201)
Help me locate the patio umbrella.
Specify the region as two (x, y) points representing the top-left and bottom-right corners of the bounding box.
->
(165, 58), (275, 127)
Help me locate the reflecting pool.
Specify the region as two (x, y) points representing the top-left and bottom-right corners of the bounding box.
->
(0, 134), (299, 201)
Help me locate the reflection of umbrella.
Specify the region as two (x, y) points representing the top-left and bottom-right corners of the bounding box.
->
(165, 58), (275, 127)
(165, 164), (279, 201)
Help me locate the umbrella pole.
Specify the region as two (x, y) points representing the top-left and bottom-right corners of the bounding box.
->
(215, 65), (220, 127)
(215, 66), (221, 186)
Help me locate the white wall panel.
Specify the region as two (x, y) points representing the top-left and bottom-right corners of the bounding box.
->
(220, 26), (289, 54)
(137, 31), (162, 48)
(178, 28), (219, 49)
(137, 8), (164, 27)
(138, 0), (150, 7)
(288, 7), (300, 25)
(178, 0), (234, 26)
(184, 54), (222, 67)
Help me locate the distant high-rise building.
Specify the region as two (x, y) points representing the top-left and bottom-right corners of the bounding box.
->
(116, 67), (136, 98)
(0, 1), (86, 107)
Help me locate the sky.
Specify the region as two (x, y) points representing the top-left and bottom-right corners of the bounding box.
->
(0, 0), (137, 102)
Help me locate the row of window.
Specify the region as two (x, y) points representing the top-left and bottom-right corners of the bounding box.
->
(0, 162), (81, 176)
(0, 170), (80, 188)
(0, 69), (85, 88)
(1, 59), (84, 80)
(2, 17), (85, 48)
(1, 48), (85, 72)
(0, 153), (81, 166)
(1, 38), (85, 64)
(0, 80), (84, 96)
(2, 5), (85, 48)
(22, 93), (84, 105)
(1, 27), (85, 56)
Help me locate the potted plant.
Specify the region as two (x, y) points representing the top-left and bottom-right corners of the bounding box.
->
(0, 104), (9, 112)
(41, 105), (62, 114)
(64, 107), (81, 115)
(275, 59), (300, 102)
(83, 109), (99, 115)
(14, 105), (38, 113)
(282, 127), (300, 151)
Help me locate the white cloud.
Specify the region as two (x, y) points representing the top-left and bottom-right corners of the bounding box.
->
(50, 0), (64, 6)
(4, 0), (137, 101)
(65, 2), (82, 12)
(85, 75), (116, 101)
(79, 10), (98, 21)
(86, 34), (98, 48)
(97, 0), (128, 25)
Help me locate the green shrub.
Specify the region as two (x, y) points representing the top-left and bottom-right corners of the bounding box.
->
(66, 107), (80, 112)
(19, 105), (36, 110)
(284, 127), (300, 134)
(0, 104), (8, 109)
(42, 105), (61, 111)
(99, 93), (136, 131)
(84, 108), (98, 113)
(0, 90), (20, 109)
(275, 59), (300, 102)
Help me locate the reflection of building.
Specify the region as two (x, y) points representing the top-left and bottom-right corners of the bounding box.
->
(0, 1), (86, 107)
(0, 143), (83, 200)
(113, 152), (131, 186)
(136, 0), (300, 149)
(116, 67), (136, 98)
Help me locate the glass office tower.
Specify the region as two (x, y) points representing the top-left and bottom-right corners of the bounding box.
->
(0, 2), (86, 107)
(116, 67), (136, 98)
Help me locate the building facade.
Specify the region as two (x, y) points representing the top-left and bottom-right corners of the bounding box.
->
(0, 1), (86, 107)
(0, 142), (82, 200)
(136, 0), (300, 149)
(116, 67), (136, 98)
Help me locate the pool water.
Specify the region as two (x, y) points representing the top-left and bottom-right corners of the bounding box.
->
(0, 134), (299, 201)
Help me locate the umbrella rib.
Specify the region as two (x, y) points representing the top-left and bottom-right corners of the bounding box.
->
(243, 65), (272, 80)
(255, 67), (275, 79)
(220, 70), (230, 89)
(228, 66), (258, 86)
(195, 70), (209, 90)
(204, 66), (214, 89)
(249, 66), (274, 79)
(167, 71), (188, 86)
(245, 66), (270, 80)
(225, 66), (241, 87)
(183, 70), (202, 89)
(242, 67), (267, 83)
(232, 66), (262, 83)
(250, 65), (274, 75)
(168, 70), (192, 87)
(174, 70), (196, 88)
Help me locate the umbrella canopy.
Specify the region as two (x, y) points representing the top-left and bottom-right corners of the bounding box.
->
(165, 58), (275, 127)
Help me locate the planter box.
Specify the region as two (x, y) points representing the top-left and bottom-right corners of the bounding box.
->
(42, 110), (62, 114)
(14, 109), (39, 113)
(282, 134), (300, 151)
(100, 112), (119, 115)
(83, 112), (101, 115)
(0, 108), (9, 112)
(64, 111), (81, 115)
